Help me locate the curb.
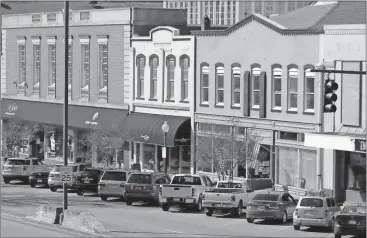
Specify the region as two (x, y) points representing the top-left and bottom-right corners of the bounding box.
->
(1, 213), (110, 238)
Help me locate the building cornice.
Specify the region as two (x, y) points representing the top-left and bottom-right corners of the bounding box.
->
(324, 29), (365, 35)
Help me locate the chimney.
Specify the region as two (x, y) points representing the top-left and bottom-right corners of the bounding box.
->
(201, 15), (211, 30)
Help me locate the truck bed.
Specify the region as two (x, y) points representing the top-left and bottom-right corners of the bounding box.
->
(161, 184), (193, 198)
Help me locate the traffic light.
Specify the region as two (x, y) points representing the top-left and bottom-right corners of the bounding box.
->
(324, 78), (338, 113)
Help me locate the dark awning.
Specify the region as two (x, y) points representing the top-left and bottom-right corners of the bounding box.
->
(1, 98), (128, 131)
(121, 112), (191, 147)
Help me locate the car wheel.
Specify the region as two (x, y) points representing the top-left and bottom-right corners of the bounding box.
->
(100, 196), (108, 201)
(30, 183), (36, 188)
(293, 225), (300, 230)
(247, 218), (254, 223)
(196, 196), (203, 212)
(50, 187), (57, 192)
(120, 196), (125, 202)
(76, 190), (84, 196)
(125, 199), (133, 205)
(206, 209), (213, 216)
(161, 203), (170, 211)
(4, 179), (10, 184)
(334, 233), (341, 238)
(280, 211), (287, 224)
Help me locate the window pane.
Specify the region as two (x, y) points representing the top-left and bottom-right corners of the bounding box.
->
(289, 77), (297, 92)
(254, 91), (260, 105)
(153, 80), (157, 98)
(234, 76), (240, 89)
(306, 95), (314, 109)
(184, 81), (188, 100)
(202, 74), (209, 87)
(306, 77), (314, 93)
(274, 77), (281, 91)
(203, 88), (209, 102)
(234, 92), (240, 104)
(218, 90), (224, 103)
(169, 82), (174, 99)
(274, 94), (281, 107)
(290, 94), (297, 108)
(253, 76), (260, 90)
(217, 75), (224, 88)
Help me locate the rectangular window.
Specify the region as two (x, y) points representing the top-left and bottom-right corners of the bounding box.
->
(201, 66), (209, 104)
(199, 123), (212, 131)
(47, 39), (56, 97)
(32, 14), (41, 23)
(255, 1), (263, 14)
(150, 57), (158, 99)
(278, 131), (298, 141)
(98, 37), (108, 101)
(137, 57), (145, 98)
(243, 1), (252, 19)
(232, 1), (236, 24)
(167, 58), (175, 100)
(288, 68), (298, 110)
(216, 1), (220, 25)
(214, 124), (230, 134)
(47, 13), (57, 22)
(18, 43), (26, 85)
(181, 58), (189, 101)
(189, 2), (194, 24)
(216, 67), (224, 105)
(227, 1), (231, 25)
(305, 69), (315, 111)
(33, 43), (41, 95)
(272, 68), (282, 109)
(81, 41), (90, 100)
(209, 1), (214, 21)
(232, 67), (241, 106)
(220, 1), (225, 25)
(80, 11), (90, 21)
(252, 67), (261, 107)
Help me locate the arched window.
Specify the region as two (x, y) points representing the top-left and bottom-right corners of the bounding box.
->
(201, 65), (209, 104)
(166, 56), (176, 100)
(272, 67), (282, 109)
(251, 67), (261, 108)
(288, 68), (298, 110)
(136, 55), (145, 98)
(232, 67), (241, 106)
(149, 55), (159, 99)
(304, 68), (315, 111)
(216, 65), (224, 105)
(180, 56), (190, 101)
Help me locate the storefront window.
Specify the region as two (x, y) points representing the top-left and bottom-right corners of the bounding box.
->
(196, 136), (213, 172)
(170, 147), (179, 174)
(181, 146), (191, 173)
(78, 131), (92, 162)
(143, 144), (155, 170)
(347, 152), (366, 191)
(299, 149), (317, 189)
(45, 128), (63, 160)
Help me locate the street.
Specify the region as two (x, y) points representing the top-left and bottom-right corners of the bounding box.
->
(1, 182), (337, 238)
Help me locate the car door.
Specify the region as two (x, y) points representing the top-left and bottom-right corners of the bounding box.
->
(280, 193), (293, 217)
(287, 194), (298, 216)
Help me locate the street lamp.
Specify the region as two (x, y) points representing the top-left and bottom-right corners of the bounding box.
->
(161, 121), (170, 174)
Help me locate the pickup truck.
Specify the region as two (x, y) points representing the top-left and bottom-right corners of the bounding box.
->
(202, 180), (253, 217)
(159, 174), (214, 212)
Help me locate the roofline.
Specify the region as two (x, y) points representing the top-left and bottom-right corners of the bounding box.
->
(308, 2), (340, 30)
(191, 14), (324, 37)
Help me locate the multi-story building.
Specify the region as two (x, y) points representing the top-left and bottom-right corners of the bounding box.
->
(1, 6), (187, 165)
(163, 0), (312, 26)
(191, 1), (366, 199)
(128, 26), (194, 174)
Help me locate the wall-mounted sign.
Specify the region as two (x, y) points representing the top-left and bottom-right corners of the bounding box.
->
(85, 112), (99, 125)
(5, 103), (19, 116)
(355, 139), (366, 153)
(141, 135), (149, 141)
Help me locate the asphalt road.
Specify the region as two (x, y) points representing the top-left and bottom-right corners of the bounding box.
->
(0, 181), (344, 238)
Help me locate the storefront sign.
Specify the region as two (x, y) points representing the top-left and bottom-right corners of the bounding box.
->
(85, 112), (99, 125)
(355, 139), (366, 153)
(5, 103), (19, 116)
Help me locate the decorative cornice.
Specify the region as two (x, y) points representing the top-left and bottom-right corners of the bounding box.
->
(325, 29), (365, 35)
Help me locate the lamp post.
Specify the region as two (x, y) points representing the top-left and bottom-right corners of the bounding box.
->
(161, 121), (170, 174)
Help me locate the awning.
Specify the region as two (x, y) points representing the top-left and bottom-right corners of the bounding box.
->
(121, 112), (191, 147)
(1, 98), (128, 131)
(305, 132), (365, 152)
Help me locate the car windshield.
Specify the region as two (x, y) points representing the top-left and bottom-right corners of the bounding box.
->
(300, 198), (324, 207)
(217, 182), (243, 188)
(82, 169), (102, 177)
(5, 159), (26, 165)
(342, 205), (366, 214)
(127, 174), (152, 184)
(171, 176), (201, 185)
(102, 171), (127, 181)
(252, 193), (280, 201)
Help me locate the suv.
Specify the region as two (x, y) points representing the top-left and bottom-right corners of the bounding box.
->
(3, 157), (45, 184)
(124, 172), (170, 206)
(75, 168), (104, 196)
(98, 169), (132, 201)
(293, 196), (340, 230)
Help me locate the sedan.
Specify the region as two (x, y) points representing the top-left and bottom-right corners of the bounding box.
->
(333, 203), (366, 238)
(29, 171), (50, 188)
(246, 191), (298, 224)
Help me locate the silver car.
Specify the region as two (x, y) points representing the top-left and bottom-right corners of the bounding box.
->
(98, 169), (132, 201)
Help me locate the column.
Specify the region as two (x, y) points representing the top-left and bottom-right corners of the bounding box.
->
(140, 143), (144, 170)
(133, 142), (137, 164)
(154, 145), (158, 172)
(178, 146), (183, 174)
(128, 141), (133, 169)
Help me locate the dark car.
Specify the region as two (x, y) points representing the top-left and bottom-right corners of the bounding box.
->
(246, 191), (298, 224)
(75, 168), (104, 196)
(124, 172), (170, 206)
(333, 203), (366, 238)
(29, 171), (50, 187)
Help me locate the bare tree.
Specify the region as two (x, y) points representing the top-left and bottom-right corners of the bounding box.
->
(2, 120), (40, 157)
(196, 126), (264, 181)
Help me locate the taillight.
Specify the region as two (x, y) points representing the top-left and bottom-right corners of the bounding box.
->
(324, 209), (329, 218)
(49, 174), (54, 178)
(192, 188), (196, 196)
(269, 203), (279, 210)
(231, 194), (235, 202)
(202, 194), (206, 200)
(294, 209), (298, 216)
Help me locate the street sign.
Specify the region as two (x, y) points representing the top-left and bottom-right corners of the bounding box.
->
(60, 166), (73, 185)
(162, 147), (166, 158)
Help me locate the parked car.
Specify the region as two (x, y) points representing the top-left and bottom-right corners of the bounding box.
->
(48, 163), (91, 192)
(29, 171), (50, 188)
(98, 169), (132, 201)
(246, 191), (298, 224)
(159, 174), (213, 212)
(75, 168), (104, 196)
(293, 195), (340, 230)
(332, 203), (366, 238)
(202, 180), (253, 217)
(125, 172), (170, 205)
(3, 157), (51, 184)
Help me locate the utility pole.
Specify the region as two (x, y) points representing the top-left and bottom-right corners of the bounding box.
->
(63, 0), (69, 211)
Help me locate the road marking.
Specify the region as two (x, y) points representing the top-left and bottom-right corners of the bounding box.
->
(166, 229), (202, 237)
(271, 226), (291, 232)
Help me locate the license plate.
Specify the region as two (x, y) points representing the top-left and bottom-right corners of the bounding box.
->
(185, 199), (194, 203)
(134, 186), (141, 190)
(84, 181), (90, 184)
(258, 206), (265, 209)
(349, 220), (357, 225)
(173, 198), (180, 202)
(37, 179), (42, 183)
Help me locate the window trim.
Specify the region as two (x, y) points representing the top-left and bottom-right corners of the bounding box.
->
(231, 66), (241, 108)
(97, 36), (108, 102)
(46, 37), (57, 97)
(17, 37), (26, 94)
(136, 54), (146, 99)
(149, 55), (159, 100)
(251, 67), (261, 109)
(215, 65), (224, 106)
(180, 55), (190, 102)
(304, 68), (315, 114)
(32, 37), (41, 96)
(80, 36), (91, 100)
(272, 67), (282, 111)
(200, 64), (209, 105)
(287, 67), (299, 112)
(63, 37), (73, 97)
(166, 55), (176, 101)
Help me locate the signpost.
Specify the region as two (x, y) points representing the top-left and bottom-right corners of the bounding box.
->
(60, 166), (73, 185)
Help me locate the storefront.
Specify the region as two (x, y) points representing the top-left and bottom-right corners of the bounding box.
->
(1, 98), (128, 164)
(121, 112), (191, 173)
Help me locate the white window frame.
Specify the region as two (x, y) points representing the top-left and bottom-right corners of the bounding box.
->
(47, 37), (56, 96)
(288, 68), (298, 111)
(167, 57), (175, 101)
(201, 66), (209, 104)
(97, 36), (108, 101)
(215, 66), (224, 106)
(252, 67), (261, 109)
(17, 38), (26, 90)
(32, 14), (41, 23)
(136, 56), (145, 98)
(80, 11), (90, 21)
(47, 13), (57, 22)
(150, 56), (158, 99)
(32, 37), (41, 96)
(80, 37), (90, 100)
(304, 69), (315, 113)
(181, 57), (189, 101)
(272, 68), (282, 110)
(232, 67), (241, 107)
